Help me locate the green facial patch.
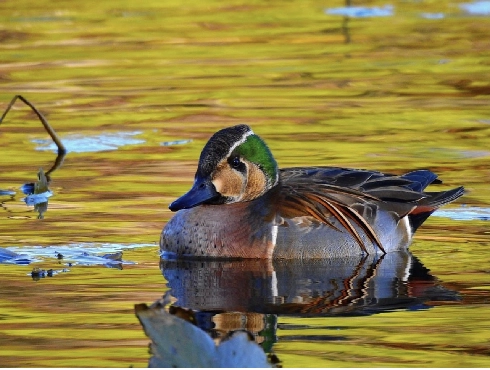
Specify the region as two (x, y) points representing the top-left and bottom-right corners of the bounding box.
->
(235, 134), (278, 184)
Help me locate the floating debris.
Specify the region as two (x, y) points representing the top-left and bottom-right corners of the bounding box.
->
(19, 168), (53, 219)
(30, 267), (70, 281)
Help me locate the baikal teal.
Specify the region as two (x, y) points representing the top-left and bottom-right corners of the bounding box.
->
(160, 124), (464, 259)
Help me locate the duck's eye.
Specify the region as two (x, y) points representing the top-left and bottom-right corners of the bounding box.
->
(229, 156), (246, 173)
(231, 156), (241, 168)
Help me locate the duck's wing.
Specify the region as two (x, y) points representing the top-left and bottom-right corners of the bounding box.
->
(277, 167), (464, 253)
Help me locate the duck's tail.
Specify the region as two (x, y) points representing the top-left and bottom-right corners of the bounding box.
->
(399, 169), (464, 231)
(409, 185), (465, 232)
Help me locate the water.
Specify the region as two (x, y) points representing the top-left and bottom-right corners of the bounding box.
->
(1, 0), (490, 367)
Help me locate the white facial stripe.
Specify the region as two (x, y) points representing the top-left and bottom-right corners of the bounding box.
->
(226, 129), (254, 157)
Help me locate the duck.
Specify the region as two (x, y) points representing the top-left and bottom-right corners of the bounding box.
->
(160, 124), (464, 259)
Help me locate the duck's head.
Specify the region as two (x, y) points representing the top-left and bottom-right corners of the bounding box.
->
(169, 124), (279, 212)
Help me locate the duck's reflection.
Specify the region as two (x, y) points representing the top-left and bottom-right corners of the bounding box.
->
(161, 252), (457, 314)
(160, 252), (459, 349)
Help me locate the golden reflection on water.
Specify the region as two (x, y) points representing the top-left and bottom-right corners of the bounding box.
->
(1, 0), (490, 367)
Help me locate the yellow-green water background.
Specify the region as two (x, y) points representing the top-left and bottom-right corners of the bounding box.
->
(1, 0), (490, 367)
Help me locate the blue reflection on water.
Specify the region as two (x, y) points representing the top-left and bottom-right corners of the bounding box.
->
(0, 248), (32, 265)
(434, 206), (490, 221)
(325, 5), (394, 18)
(0, 190), (16, 196)
(460, 1), (490, 15)
(2, 242), (153, 266)
(33, 131), (145, 153)
(420, 12), (445, 19)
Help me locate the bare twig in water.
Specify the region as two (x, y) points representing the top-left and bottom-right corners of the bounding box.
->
(0, 95), (67, 179)
(0, 95), (66, 154)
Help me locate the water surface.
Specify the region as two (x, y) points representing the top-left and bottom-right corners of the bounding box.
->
(1, 0), (490, 367)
